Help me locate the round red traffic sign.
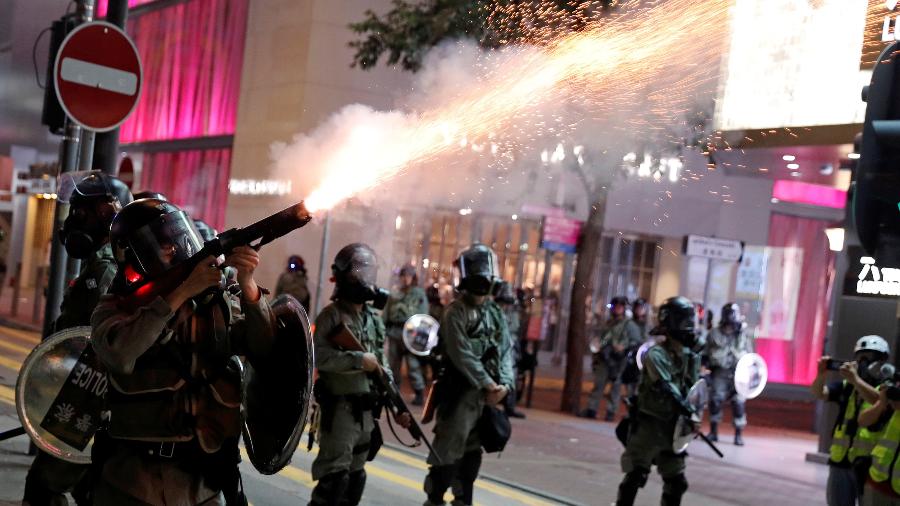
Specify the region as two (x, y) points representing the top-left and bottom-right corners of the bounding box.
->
(54, 21), (142, 132)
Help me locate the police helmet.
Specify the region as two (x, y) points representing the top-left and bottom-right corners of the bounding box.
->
(609, 296), (629, 309)
(720, 302), (742, 327)
(332, 243), (388, 308)
(650, 296), (697, 347)
(288, 254), (305, 273)
(133, 191), (168, 201)
(454, 243), (500, 296)
(110, 198), (203, 279)
(495, 281), (516, 305)
(60, 173), (133, 259)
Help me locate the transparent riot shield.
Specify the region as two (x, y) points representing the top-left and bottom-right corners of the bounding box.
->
(672, 379), (708, 454)
(402, 314), (440, 356)
(734, 352), (768, 400)
(16, 326), (104, 464)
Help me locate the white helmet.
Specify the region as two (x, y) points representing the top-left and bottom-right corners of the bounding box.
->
(855, 335), (890, 356)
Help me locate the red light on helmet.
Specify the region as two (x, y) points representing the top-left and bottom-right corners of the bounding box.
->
(124, 264), (142, 284)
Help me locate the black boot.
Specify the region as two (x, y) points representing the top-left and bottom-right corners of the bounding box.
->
(425, 464), (458, 505)
(616, 482), (640, 506)
(734, 427), (744, 446)
(708, 422), (718, 442)
(661, 474), (688, 506)
(309, 471), (350, 506)
(341, 470), (366, 506)
(412, 389), (425, 406)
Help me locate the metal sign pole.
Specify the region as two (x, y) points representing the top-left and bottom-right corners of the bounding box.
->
(41, 0), (95, 339)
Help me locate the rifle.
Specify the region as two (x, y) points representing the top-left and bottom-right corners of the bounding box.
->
(328, 323), (441, 464)
(119, 202), (313, 311)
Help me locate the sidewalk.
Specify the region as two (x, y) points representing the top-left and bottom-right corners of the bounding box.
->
(0, 283), (44, 333)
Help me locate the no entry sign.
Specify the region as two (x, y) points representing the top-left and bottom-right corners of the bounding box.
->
(54, 21), (142, 132)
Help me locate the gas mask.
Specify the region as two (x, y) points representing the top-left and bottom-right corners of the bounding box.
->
(331, 243), (389, 309)
(60, 206), (109, 259)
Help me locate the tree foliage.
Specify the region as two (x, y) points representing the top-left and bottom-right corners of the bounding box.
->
(349, 0), (618, 71)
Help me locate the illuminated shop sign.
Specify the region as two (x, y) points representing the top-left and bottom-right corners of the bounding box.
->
(862, 0), (900, 68)
(843, 247), (900, 298)
(228, 179), (292, 196)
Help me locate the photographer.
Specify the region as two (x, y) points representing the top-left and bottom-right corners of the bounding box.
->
(858, 380), (900, 506)
(812, 336), (888, 506)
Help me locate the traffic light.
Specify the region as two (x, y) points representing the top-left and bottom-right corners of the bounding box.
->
(853, 42), (900, 266)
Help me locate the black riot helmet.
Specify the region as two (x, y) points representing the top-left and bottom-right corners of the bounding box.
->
(193, 219), (217, 243)
(110, 198), (204, 280)
(60, 173), (133, 259)
(288, 254), (306, 273)
(651, 296), (697, 348)
(632, 298), (649, 320)
(133, 191), (168, 201)
(454, 243), (500, 296)
(332, 243), (389, 308)
(720, 302), (742, 327)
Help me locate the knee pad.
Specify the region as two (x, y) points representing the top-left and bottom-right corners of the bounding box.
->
(663, 473), (689, 495)
(623, 468), (650, 489)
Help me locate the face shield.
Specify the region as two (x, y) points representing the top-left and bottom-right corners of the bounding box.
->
(456, 246), (499, 295)
(127, 210), (203, 277)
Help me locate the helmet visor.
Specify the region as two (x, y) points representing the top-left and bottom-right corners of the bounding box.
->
(128, 210), (203, 277)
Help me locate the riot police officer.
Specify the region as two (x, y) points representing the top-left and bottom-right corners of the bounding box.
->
(705, 302), (753, 445)
(495, 281), (526, 419)
(617, 296), (701, 506)
(582, 296), (643, 421)
(423, 243), (514, 506)
(310, 243), (410, 506)
(90, 198), (276, 505)
(23, 173), (132, 506)
(275, 254), (311, 312)
(383, 264), (429, 404)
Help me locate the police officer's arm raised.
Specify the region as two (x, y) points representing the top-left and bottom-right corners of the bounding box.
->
(92, 247), (267, 374)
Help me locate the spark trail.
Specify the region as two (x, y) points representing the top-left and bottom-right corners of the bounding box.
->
(285, 0), (731, 212)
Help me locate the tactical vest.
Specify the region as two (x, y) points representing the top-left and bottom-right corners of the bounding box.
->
(830, 381), (871, 464)
(462, 300), (505, 383)
(869, 410), (900, 493)
(106, 294), (242, 452)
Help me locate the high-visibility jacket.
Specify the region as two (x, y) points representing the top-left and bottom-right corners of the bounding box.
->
(869, 410), (900, 494)
(830, 384), (861, 464)
(850, 395), (884, 462)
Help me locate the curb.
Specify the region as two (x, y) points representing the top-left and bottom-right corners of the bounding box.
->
(0, 318), (41, 333)
(382, 442), (585, 506)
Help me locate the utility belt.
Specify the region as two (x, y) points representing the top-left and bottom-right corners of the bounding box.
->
(103, 434), (247, 505)
(314, 383), (381, 431)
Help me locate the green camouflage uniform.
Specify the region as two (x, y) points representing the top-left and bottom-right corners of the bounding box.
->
(621, 343), (700, 478)
(311, 301), (391, 484)
(586, 317), (643, 415)
(382, 286), (428, 391)
(706, 326), (752, 428)
(424, 295), (514, 505)
(275, 270), (311, 311)
(24, 243), (118, 506)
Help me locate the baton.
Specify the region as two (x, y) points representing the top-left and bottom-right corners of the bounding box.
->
(0, 426), (25, 441)
(696, 430), (724, 458)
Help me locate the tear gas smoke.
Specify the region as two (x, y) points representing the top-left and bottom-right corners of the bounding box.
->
(271, 0), (730, 214)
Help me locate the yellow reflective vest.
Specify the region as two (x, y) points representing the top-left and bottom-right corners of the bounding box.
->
(869, 410), (900, 494)
(830, 383), (883, 465)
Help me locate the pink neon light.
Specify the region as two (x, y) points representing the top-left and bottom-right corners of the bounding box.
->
(772, 180), (846, 209)
(96, 0), (156, 17)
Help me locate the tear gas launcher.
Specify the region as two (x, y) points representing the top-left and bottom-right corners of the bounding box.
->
(328, 323), (441, 464)
(120, 202), (313, 311)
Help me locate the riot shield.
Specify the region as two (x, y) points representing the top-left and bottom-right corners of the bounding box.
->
(242, 294), (314, 475)
(734, 352), (768, 400)
(672, 379), (708, 454)
(634, 340), (656, 371)
(402, 314), (439, 356)
(16, 326), (105, 464)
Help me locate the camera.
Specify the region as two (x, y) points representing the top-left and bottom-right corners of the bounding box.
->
(826, 359), (847, 371)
